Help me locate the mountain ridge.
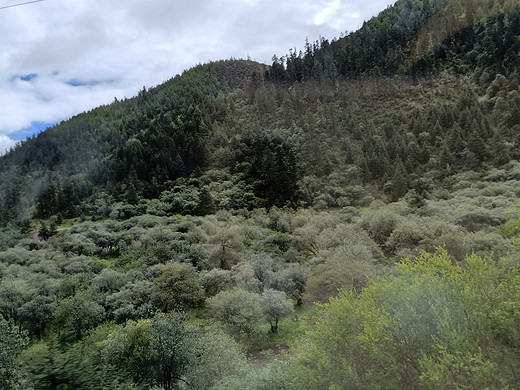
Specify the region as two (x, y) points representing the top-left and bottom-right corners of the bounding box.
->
(1, 0), (519, 224)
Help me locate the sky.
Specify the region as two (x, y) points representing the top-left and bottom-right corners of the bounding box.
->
(0, 0), (396, 154)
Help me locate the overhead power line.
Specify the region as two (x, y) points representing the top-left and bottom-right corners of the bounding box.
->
(0, 0), (45, 10)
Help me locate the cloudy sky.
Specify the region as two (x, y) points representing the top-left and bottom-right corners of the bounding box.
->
(0, 0), (395, 154)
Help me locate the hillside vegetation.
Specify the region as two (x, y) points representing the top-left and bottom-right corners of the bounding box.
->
(1, 0), (520, 388)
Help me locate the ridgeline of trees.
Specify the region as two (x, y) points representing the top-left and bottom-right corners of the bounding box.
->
(1, 0), (520, 388)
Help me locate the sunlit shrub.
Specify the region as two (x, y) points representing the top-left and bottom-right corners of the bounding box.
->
(304, 256), (376, 304)
(386, 221), (426, 253)
(454, 207), (506, 232)
(359, 208), (401, 246)
(201, 268), (234, 297)
(463, 232), (508, 256)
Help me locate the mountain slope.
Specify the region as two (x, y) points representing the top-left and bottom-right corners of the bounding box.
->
(1, 0), (519, 224)
(271, 0), (519, 81)
(0, 60), (263, 222)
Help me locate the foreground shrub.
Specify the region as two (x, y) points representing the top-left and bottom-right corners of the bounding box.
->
(288, 250), (520, 389)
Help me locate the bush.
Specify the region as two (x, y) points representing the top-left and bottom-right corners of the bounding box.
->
(385, 221), (426, 253)
(463, 232), (508, 257)
(499, 203), (520, 238)
(208, 288), (266, 341)
(289, 251), (520, 389)
(454, 207), (507, 232)
(359, 208), (401, 245)
(201, 269), (234, 297)
(304, 255), (376, 304)
(151, 263), (205, 312)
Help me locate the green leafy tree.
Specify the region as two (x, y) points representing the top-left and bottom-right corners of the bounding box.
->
(0, 278), (33, 326)
(105, 280), (154, 323)
(102, 319), (152, 386)
(103, 313), (198, 390)
(18, 295), (56, 339)
(288, 250), (520, 389)
(359, 208), (401, 246)
(21, 339), (99, 390)
(0, 319), (26, 389)
(188, 328), (250, 389)
(147, 313), (199, 390)
(151, 263), (205, 312)
(201, 268), (234, 297)
(54, 292), (104, 340)
(274, 264), (309, 306)
(209, 288), (266, 341)
(261, 289), (294, 333)
(304, 256), (375, 304)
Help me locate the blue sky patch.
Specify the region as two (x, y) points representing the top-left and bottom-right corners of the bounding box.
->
(66, 79), (106, 87)
(20, 73), (38, 81)
(11, 121), (54, 141)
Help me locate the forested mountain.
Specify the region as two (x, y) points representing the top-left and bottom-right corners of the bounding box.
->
(0, 60), (265, 222)
(1, 0), (519, 225)
(1, 0), (520, 389)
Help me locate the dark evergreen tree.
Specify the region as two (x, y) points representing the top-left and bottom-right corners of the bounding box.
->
(390, 158), (409, 202)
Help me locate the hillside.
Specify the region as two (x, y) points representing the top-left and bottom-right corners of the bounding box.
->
(1, 0), (519, 225)
(0, 60), (265, 222)
(1, 0), (520, 388)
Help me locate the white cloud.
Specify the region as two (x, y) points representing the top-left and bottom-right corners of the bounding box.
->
(0, 0), (396, 146)
(314, 0), (341, 26)
(0, 134), (18, 155)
